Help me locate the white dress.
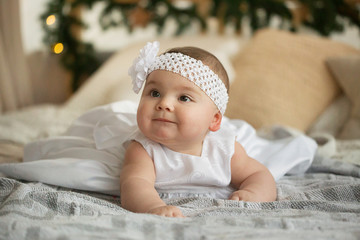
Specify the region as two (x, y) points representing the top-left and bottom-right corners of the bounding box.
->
(0, 101), (317, 198)
(130, 127), (236, 199)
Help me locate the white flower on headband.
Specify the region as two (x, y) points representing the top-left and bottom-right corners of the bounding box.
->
(128, 41), (160, 93)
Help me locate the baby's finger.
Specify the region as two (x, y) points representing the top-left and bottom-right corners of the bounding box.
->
(229, 194), (240, 201)
(174, 211), (185, 218)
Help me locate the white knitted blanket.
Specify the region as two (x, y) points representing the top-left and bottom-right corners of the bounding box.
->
(0, 155), (359, 240)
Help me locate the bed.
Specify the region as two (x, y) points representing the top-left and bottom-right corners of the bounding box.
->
(1, 29), (360, 239)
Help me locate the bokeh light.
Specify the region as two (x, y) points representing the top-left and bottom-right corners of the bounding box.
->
(46, 15), (56, 25)
(53, 43), (64, 54)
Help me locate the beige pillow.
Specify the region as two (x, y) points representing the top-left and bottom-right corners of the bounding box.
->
(226, 28), (360, 131)
(65, 35), (246, 112)
(307, 95), (351, 137)
(0, 141), (23, 164)
(326, 56), (360, 139)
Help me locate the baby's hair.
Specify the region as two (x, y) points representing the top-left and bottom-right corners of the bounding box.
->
(164, 47), (230, 93)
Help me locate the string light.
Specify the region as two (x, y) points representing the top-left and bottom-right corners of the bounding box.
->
(53, 43), (64, 54)
(46, 14), (56, 25)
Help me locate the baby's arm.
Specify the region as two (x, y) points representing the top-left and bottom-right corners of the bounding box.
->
(229, 142), (277, 202)
(120, 141), (184, 218)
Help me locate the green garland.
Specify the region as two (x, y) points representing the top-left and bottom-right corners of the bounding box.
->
(41, 0), (360, 92)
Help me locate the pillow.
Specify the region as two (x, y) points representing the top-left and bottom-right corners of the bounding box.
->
(307, 95), (351, 137)
(0, 141), (23, 164)
(326, 56), (360, 139)
(226, 28), (360, 131)
(65, 35), (246, 112)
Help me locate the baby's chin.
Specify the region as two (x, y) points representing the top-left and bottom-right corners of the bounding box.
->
(148, 134), (174, 146)
(142, 129), (171, 143)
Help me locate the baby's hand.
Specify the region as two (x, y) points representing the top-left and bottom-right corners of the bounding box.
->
(229, 190), (259, 202)
(147, 205), (185, 218)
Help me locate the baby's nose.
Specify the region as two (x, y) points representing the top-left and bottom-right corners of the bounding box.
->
(156, 98), (174, 112)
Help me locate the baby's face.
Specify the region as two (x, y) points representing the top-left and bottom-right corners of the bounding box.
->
(137, 70), (220, 151)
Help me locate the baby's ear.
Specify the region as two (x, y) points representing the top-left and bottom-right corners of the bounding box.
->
(209, 111), (222, 132)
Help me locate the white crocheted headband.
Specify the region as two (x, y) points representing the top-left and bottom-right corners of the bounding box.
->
(128, 41), (229, 114)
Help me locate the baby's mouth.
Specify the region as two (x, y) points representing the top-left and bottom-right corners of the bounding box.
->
(153, 118), (175, 123)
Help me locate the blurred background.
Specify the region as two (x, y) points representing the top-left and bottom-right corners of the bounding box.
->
(1, 0), (359, 114)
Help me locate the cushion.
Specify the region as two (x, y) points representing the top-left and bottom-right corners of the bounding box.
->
(326, 56), (360, 139)
(65, 35), (246, 112)
(307, 95), (351, 137)
(0, 141), (23, 164)
(226, 28), (360, 131)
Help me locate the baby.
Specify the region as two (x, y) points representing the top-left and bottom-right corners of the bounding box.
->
(120, 42), (276, 218)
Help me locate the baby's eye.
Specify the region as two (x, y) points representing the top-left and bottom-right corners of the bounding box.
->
(150, 90), (160, 98)
(179, 95), (191, 102)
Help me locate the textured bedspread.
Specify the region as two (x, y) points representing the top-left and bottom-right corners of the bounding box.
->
(1, 156), (359, 240)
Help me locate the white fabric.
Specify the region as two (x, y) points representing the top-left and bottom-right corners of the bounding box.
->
(129, 41), (160, 94)
(0, 101), (317, 197)
(130, 128), (236, 199)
